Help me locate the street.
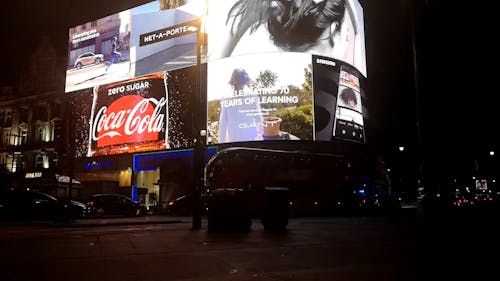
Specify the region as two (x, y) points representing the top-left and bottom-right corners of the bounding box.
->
(65, 61), (132, 92)
(0, 214), (497, 280)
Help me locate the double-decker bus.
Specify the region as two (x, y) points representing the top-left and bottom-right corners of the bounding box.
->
(204, 147), (358, 216)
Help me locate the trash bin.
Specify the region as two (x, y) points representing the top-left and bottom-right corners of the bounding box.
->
(261, 187), (289, 231)
(207, 188), (251, 231)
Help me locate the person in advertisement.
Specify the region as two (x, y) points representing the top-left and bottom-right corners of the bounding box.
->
(218, 68), (264, 143)
(338, 87), (358, 111)
(106, 37), (122, 72)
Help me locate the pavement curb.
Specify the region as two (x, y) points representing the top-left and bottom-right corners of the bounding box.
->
(0, 218), (187, 228)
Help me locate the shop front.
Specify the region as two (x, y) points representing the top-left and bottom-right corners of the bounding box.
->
(23, 170), (81, 199)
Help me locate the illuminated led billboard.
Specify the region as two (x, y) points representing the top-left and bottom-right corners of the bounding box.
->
(207, 53), (313, 144)
(66, 0), (204, 93)
(66, 0), (368, 153)
(66, 67), (198, 158)
(207, 0), (367, 144)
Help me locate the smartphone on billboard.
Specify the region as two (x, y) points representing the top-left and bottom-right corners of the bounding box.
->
(333, 65), (365, 143)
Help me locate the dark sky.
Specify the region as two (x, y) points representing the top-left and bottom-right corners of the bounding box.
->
(0, 0), (497, 179)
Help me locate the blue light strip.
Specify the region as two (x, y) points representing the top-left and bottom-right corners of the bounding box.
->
(133, 146), (218, 171)
(132, 185), (137, 201)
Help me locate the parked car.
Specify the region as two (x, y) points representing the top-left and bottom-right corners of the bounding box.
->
(69, 200), (91, 218)
(165, 195), (208, 216)
(0, 189), (82, 222)
(86, 194), (147, 217)
(74, 52), (104, 69)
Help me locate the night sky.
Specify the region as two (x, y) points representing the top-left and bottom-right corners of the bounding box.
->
(0, 0), (497, 182)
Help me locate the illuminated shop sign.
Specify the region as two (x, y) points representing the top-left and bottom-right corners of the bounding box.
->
(25, 172), (43, 179)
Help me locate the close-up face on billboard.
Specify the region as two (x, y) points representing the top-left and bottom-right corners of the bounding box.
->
(207, 0), (366, 77)
(66, 67), (197, 158)
(66, 0), (204, 93)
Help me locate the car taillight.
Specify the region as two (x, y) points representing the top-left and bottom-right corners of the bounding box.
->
(168, 201), (174, 206)
(87, 201), (94, 207)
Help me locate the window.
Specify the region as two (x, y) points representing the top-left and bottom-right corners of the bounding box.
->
(7, 154), (14, 173)
(11, 152), (22, 173)
(35, 155), (44, 170)
(3, 129), (10, 146)
(5, 111), (12, 127)
(15, 154), (24, 172)
(37, 127), (45, 142)
(18, 125), (28, 144)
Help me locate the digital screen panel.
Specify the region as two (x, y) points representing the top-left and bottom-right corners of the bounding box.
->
(206, 0), (367, 145)
(66, 67), (197, 158)
(207, 0), (366, 77)
(312, 55), (365, 142)
(66, 0), (204, 93)
(207, 53), (314, 144)
(333, 64), (365, 142)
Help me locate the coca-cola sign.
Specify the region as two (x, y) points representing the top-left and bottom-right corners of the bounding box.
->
(92, 95), (166, 147)
(85, 72), (169, 157)
(66, 67), (197, 159)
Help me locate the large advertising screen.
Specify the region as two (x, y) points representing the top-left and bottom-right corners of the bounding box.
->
(207, 0), (366, 76)
(207, 53), (313, 144)
(66, 67), (197, 158)
(65, 0), (368, 155)
(206, 0), (367, 145)
(66, 0), (204, 93)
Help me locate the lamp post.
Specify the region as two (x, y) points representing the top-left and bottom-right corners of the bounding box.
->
(192, 1), (208, 230)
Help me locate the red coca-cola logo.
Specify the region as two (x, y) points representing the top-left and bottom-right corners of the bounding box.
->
(91, 95), (166, 147)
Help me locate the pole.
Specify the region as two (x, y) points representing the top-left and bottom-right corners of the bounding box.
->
(192, 14), (205, 230)
(410, 0), (423, 191)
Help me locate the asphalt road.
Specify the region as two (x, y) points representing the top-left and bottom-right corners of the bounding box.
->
(0, 214), (497, 281)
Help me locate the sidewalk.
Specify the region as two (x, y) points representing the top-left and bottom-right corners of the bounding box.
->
(0, 215), (188, 228)
(71, 215), (188, 227)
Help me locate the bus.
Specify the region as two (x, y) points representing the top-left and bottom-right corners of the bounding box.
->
(204, 147), (359, 216)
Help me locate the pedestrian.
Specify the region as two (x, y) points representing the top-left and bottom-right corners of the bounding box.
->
(106, 37), (121, 72)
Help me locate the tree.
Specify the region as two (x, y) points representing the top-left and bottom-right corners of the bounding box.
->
(251, 70), (278, 89)
(277, 104), (313, 140)
(302, 64), (312, 92)
(159, 0), (186, 10)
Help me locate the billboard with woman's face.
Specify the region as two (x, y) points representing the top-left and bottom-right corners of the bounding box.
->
(207, 0), (367, 144)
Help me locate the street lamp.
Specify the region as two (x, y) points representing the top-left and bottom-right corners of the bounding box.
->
(490, 150), (495, 156)
(399, 146), (405, 152)
(192, 0), (208, 230)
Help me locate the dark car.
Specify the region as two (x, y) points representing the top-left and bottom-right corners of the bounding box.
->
(69, 200), (91, 218)
(165, 195), (208, 216)
(0, 189), (81, 222)
(86, 194), (147, 217)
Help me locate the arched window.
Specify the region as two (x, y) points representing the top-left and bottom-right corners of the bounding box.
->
(35, 154), (45, 170)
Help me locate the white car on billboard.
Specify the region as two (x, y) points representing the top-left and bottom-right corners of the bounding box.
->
(74, 52), (105, 69)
